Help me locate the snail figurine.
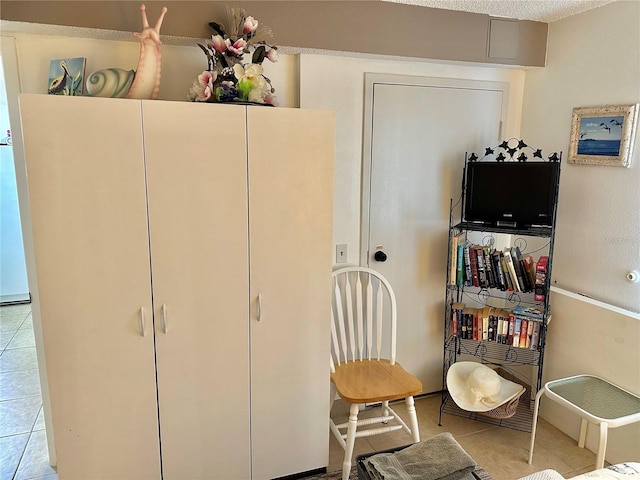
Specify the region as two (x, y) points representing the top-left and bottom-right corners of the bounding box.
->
(86, 4), (167, 99)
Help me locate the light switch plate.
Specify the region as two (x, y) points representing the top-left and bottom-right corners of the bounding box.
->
(336, 244), (347, 263)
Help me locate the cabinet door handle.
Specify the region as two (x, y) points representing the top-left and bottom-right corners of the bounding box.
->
(139, 307), (146, 337)
(161, 304), (168, 334)
(256, 294), (263, 322)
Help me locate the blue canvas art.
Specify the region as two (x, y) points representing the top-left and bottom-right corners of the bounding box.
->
(577, 115), (624, 156)
(48, 57), (86, 96)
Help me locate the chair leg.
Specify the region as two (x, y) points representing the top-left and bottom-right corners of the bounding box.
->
(382, 400), (390, 423)
(405, 396), (420, 443)
(342, 403), (359, 480)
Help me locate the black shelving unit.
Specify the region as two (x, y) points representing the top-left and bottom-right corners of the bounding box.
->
(439, 138), (561, 433)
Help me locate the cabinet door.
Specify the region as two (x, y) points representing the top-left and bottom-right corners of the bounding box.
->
(247, 107), (335, 479)
(142, 101), (251, 479)
(20, 95), (161, 478)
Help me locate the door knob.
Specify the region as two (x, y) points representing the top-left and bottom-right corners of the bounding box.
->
(374, 251), (387, 262)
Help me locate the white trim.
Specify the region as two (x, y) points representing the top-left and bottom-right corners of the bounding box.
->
(550, 286), (640, 320)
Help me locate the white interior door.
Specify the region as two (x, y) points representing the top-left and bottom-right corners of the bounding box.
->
(142, 101), (251, 479)
(362, 75), (508, 393)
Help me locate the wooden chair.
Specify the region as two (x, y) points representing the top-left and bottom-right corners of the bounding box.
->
(329, 266), (422, 480)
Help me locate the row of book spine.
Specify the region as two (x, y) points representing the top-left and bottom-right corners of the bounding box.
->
(450, 303), (545, 350)
(449, 232), (548, 300)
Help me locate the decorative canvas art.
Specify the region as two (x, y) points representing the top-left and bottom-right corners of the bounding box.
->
(47, 57), (86, 96)
(569, 104), (638, 167)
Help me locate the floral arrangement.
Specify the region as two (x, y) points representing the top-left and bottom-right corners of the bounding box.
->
(188, 9), (278, 105)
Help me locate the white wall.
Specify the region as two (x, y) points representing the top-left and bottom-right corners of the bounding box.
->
(298, 54), (526, 265)
(521, 0), (640, 464)
(522, 0), (640, 314)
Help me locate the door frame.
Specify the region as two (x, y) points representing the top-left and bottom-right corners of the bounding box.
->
(360, 73), (510, 266)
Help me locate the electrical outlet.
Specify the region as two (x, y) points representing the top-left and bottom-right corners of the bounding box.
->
(336, 244), (347, 263)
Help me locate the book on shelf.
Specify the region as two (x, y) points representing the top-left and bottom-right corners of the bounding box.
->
(449, 304), (543, 350)
(488, 307), (497, 341)
(456, 243), (465, 286)
(523, 254), (536, 291)
(513, 305), (544, 320)
(500, 251), (514, 291)
(449, 232), (464, 285)
(518, 259), (532, 291)
(530, 321), (541, 350)
(473, 310), (480, 340)
(507, 313), (515, 345)
(510, 246), (528, 292)
(474, 246), (488, 288)
(461, 307), (471, 339)
(518, 319), (528, 348)
(503, 248), (521, 292)
(468, 245), (479, 287)
(482, 306), (490, 341)
(534, 256), (549, 302)
(451, 302), (464, 337)
(496, 314), (504, 343)
(501, 311), (510, 344)
(512, 316), (522, 347)
(483, 247), (497, 288)
(463, 246), (473, 286)
(526, 319), (534, 349)
(491, 250), (506, 290)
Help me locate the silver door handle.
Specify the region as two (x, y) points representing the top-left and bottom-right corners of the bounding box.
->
(256, 294), (263, 322)
(139, 307), (146, 337)
(161, 304), (168, 334)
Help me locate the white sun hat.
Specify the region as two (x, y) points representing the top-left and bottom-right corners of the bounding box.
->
(447, 361), (524, 412)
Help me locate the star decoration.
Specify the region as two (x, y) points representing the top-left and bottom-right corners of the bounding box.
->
(517, 153), (528, 162)
(485, 147), (494, 156)
(533, 149), (543, 159)
(496, 152), (506, 162)
(468, 153), (478, 161)
(507, 147), (518, 157)
(499, 140), (509, 150)
(517, 140), (528, 149)
(548, 152), (560, 162)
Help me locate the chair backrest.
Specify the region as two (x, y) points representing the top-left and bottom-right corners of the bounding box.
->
(330, 267), (397, 373)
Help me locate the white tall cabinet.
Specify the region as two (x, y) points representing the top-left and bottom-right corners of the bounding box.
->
(19, 94), (334, 480)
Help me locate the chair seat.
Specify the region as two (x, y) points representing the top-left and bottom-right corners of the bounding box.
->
(331, 359), (423, 404)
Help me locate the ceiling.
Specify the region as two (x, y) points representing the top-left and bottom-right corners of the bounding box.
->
(383, 0), (618, 22)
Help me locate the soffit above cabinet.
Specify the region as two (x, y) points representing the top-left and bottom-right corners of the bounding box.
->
(0, 1), (547, 67)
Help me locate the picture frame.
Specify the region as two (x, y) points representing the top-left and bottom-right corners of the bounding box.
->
(568, 103), (638, 167)
(47, 57), (86, 96)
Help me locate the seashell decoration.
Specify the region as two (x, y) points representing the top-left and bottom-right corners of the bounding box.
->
(86, 4), (167, 100)
(85, 68), (135, 98)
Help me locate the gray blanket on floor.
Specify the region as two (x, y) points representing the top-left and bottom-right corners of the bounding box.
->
(363, 432), (477, 480)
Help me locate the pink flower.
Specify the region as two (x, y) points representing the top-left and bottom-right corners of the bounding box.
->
(198, 70), (217, 87)
(225, 38), (247, 56)
(265, 48), (279, 63)
(263, 93), (278, 106)
(243, 16), (258, 34)
(209, 35), (226, 53)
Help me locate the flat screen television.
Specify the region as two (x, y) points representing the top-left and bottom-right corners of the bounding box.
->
(463, 161), (560, 228)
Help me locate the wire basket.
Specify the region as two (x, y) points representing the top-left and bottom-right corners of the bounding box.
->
(478, 386), (526, 419)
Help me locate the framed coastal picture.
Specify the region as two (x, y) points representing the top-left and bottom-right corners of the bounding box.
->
(47, 57), (86, 96)
(569, 104), (638, 167)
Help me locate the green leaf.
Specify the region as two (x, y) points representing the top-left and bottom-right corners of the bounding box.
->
(252, 46), (266, 64)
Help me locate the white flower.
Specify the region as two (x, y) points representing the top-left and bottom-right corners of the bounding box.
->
(233, 63), (264, 82)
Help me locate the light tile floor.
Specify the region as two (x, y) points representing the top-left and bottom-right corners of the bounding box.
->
(1, 303), (602, 480)
(328, 396), (604, 479)
(0, 303), (56, 480)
